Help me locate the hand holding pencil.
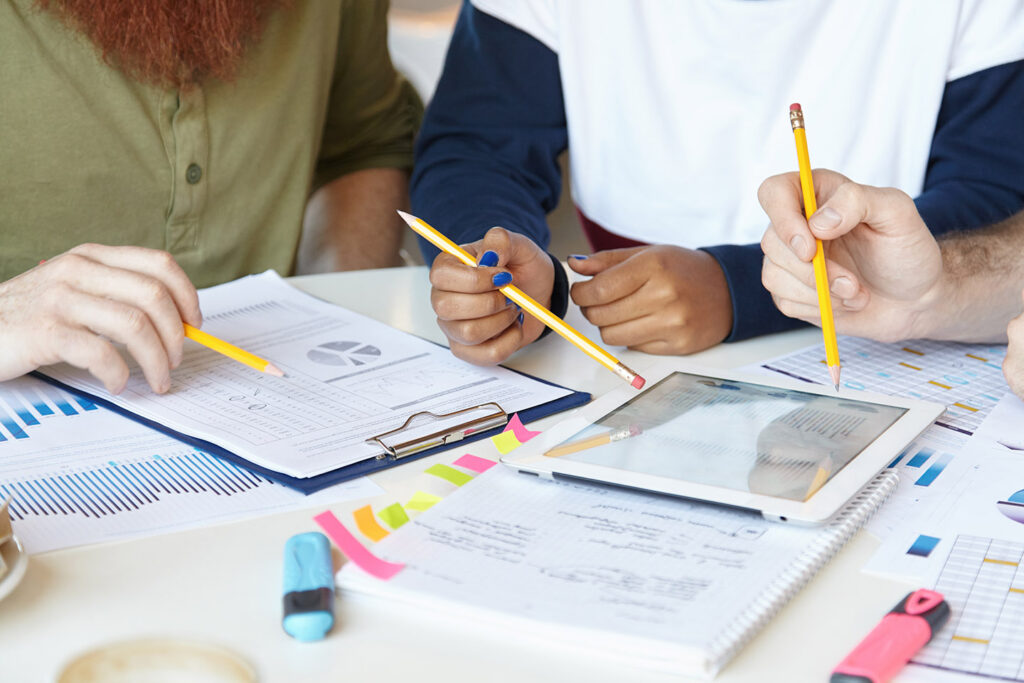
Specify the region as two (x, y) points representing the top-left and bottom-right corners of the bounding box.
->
(400, 211), (645, 389)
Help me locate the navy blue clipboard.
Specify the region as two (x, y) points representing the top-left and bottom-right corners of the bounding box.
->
(34, 370), (590, 495)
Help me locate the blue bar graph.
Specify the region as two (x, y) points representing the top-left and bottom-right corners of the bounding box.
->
(916, 453), (953, 487)
(1, 451), (275, 521)
(0, 381), (92, 444)
(907, 534), (942, 558)
(906, 449), (934, 468)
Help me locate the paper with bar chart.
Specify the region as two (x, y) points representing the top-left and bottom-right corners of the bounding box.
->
(757, 337), (1008, 435)
(39, 271), (571, 480)
(910, 535), (1024, 680)
(0, 375), (380, 553)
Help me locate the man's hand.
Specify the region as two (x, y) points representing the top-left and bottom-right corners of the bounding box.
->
(1006, 289), (1024, 399)
(568, 245), (732, 354)
(758, 169), (943, 342)
(0, 244), (201, 394)
(429, 227), (554, 365)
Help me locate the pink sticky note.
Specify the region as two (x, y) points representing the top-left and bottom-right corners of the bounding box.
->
(505, 413), (541, 443)
(453, 454), (497, 473)
(313, 510), (404, 580)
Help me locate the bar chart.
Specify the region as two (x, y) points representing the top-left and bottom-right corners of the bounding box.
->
(761, 338), (1008, 435)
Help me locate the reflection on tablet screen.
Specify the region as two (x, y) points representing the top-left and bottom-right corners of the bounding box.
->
(543, 372), (906, 501)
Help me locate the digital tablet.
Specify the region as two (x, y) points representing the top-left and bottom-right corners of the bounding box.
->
(502, 360), (944, 523)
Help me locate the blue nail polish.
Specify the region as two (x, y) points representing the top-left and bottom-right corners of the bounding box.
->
(492, 272), (512, 287)
(478, 250), (499, 267)
(569, 254), (589, 260)
(504, 297), (512, 306)
(517, 312), (524, 325)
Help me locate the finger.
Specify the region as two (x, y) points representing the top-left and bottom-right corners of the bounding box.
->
(429, 251), (512, 294)
(593, 313), (665, 349)
(764, 259), (867, 317)
(50, 326), (131, 394)
(761, 227), (818, 291)
(431, 288), (513, 322)
(448, 319), (525, 366)
(67, 244), (201, 327)
(577, 282), (662, 328)
(808, 182), (919, 242)
(566, 247), (645, 276)
(757, 170), (850, 262)
(47, 253), (187, 368)
(62, 288), (172, 393)
(570, 253), (649, 307)
(437, 305), (519, 347)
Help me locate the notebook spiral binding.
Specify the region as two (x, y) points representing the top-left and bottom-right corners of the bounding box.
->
(704, 470), (900, 676)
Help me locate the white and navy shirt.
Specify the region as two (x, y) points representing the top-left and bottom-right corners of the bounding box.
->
(412, 0), (1024, 341)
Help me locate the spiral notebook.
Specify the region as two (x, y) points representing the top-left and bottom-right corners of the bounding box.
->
(338, 465), (898, 678)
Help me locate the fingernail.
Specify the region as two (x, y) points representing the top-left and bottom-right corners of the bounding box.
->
(517, 312), (524, 325)
(831, 276), (855, 298)
(569, 254), (589, 260)
(810, 207), (841, 230)
(492, 272), (512, 287)
(478, 250), (499, 267)
(789, 235), (808, 256)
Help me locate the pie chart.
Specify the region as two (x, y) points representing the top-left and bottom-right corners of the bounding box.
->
(996, 489), (1024, 524)
(306, 341), (381, 367)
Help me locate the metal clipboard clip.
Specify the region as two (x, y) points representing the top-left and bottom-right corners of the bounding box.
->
(366, 402), (508, 461)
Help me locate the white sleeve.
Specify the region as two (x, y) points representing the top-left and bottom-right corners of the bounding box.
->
(470, 0), (559, 53)
(948, 0), (1024, 81)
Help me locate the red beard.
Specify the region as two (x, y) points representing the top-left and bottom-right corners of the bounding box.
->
(37, 0), (288, 89)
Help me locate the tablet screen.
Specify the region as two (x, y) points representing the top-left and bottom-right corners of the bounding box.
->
(543, 372), (907, 501)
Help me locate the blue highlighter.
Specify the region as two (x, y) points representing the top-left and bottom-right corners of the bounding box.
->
(282, 531), (335, 641)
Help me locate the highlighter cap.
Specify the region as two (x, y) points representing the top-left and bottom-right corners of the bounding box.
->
(283, 609), (334, 642)
(282, 532), (335, 641)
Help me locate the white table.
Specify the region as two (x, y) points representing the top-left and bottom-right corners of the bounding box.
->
(0, 267), (917, 681)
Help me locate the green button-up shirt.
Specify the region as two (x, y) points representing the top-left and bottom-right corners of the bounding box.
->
(1, 0), (421, 287)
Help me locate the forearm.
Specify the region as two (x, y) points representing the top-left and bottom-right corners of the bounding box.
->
(918, 214), (1024, 342)
(302, 167), (408, 271)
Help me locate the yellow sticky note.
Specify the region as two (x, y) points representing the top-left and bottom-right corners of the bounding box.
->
(425, 463), (473, 487)
(406, 491), (442, 511)
(491, 430), (522, 454)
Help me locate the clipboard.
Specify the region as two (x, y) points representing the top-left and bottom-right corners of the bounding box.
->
(34, 370), (590, 494)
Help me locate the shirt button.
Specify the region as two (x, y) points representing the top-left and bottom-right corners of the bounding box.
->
(186, 163), (203, 184)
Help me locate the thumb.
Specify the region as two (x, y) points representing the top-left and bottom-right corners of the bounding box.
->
(567, 247), (644, 275)
(809, 182), (921, 242)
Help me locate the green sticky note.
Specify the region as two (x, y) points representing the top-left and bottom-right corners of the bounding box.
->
(424, 463), (473, 487)
(378, 503), (410, 530)
(406, 491), (442, 511)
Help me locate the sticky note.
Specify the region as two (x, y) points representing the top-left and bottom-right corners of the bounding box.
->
(378, 503), (410, 530)
(425, 463), (473, 487)
(506, 413), (541, 443)
(406, 491), (442, 511)
(313, 510), (404, 580)
(453, 454), (496, 473)
(491, 430), (522, 454)
(353, 504), (390, 542)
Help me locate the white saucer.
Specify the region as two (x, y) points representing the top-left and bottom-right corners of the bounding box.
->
(0, 534), (28, 602)
(57, 639), (257, 683)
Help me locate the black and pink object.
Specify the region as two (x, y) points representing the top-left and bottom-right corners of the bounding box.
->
(830, 589), (950, 683)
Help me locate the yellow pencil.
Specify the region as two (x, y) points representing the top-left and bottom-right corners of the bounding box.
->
(545, 425), (642, 458)
(789, 103), (841, 391)
(183, 323), (285, 377)
(397, 210), (646, 389)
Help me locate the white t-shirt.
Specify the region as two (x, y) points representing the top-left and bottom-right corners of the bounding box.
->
(471, 0), (1024, 247)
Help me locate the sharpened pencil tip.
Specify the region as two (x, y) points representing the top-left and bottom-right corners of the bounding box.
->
(834, 383), (840, 393)
(265, 363), (286, 378)
(396, 209), (415, 226)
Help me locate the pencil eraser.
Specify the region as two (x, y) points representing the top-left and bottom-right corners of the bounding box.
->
(631, 376), (646, 390)
(790, 102), (802, 112)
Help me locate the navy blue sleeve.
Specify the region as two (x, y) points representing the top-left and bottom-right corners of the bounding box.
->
(410, 2), (567, 265)
(716, 59), (1024, 343)
(915, 60), (1024, 235)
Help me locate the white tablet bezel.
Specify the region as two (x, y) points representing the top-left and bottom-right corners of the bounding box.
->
(501, 359), (945, 523)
